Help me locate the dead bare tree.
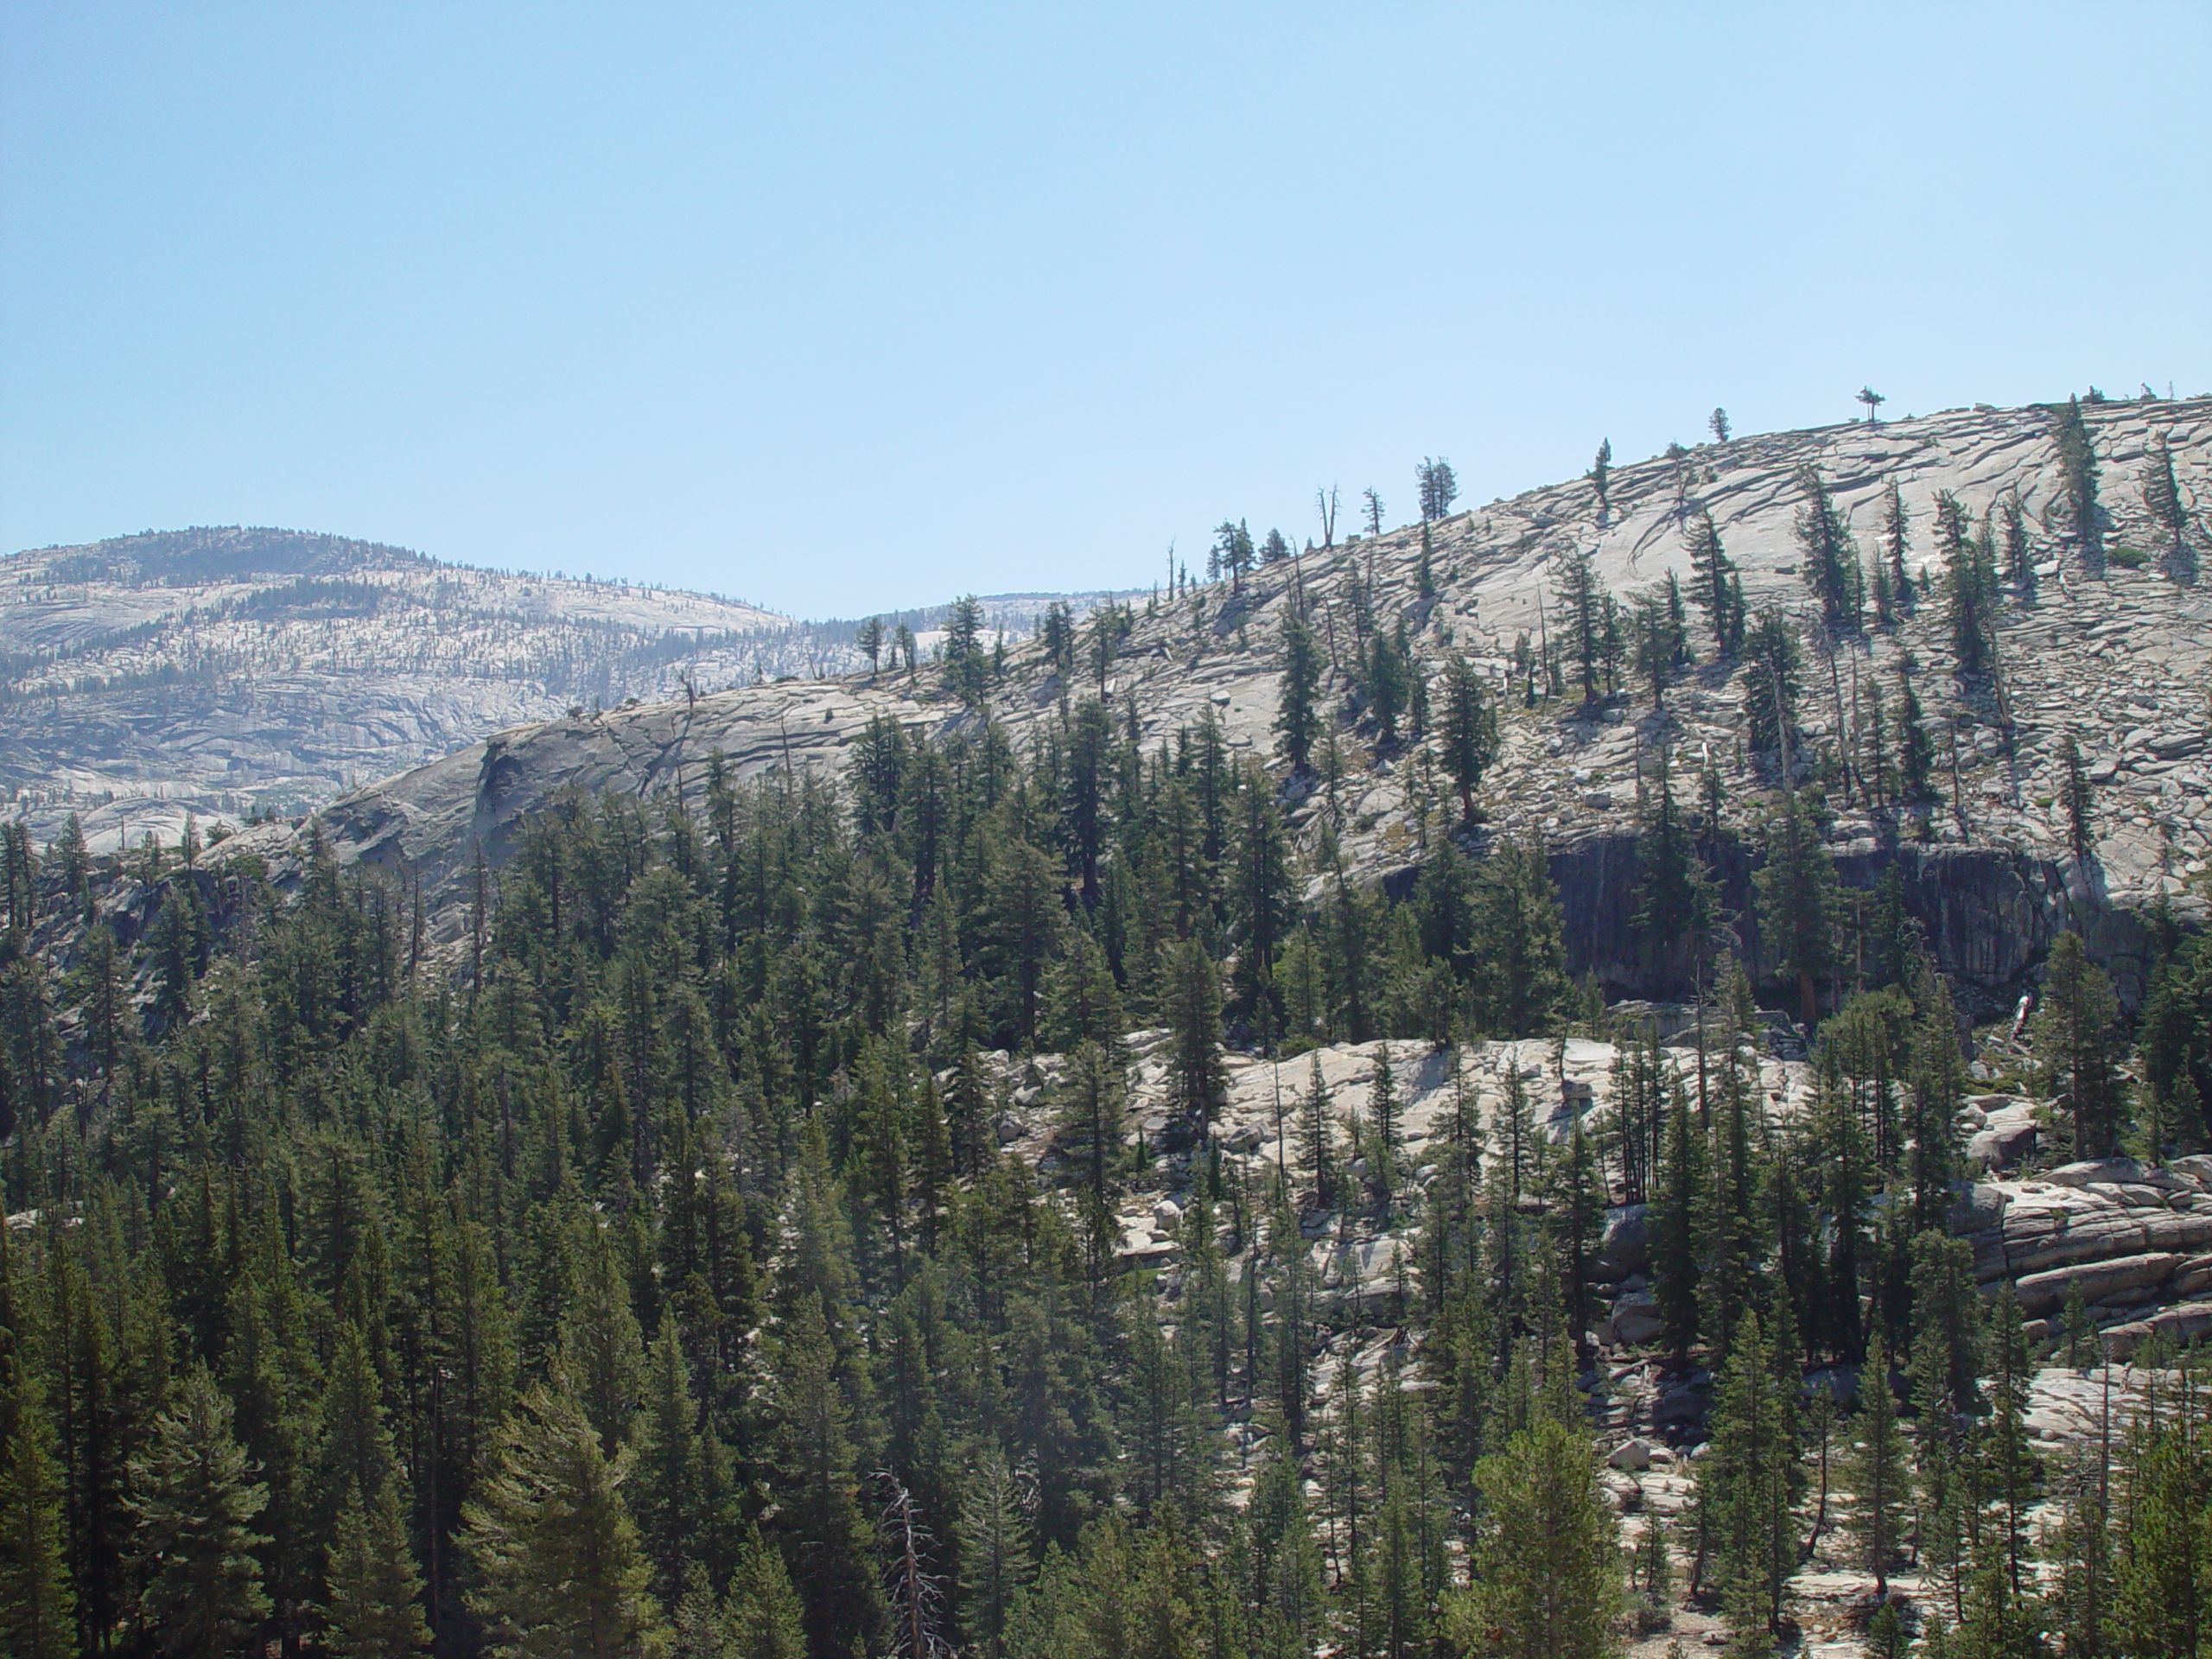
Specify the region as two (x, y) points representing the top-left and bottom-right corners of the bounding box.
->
(1315, 483), (1340, 549)
(876, 1473), (952, 1659)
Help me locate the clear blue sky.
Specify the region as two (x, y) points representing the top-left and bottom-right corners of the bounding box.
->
(5, 5), (2208, 617)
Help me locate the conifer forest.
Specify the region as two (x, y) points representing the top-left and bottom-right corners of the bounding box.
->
(3, 404), (2212, 1659)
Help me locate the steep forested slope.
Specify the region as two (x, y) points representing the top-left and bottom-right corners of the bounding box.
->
(2, 396), (2211, 1658)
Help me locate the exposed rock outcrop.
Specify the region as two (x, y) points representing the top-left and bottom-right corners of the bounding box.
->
(202, 397), (2210, 1010)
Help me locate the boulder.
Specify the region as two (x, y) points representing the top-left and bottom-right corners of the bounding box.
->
(2172, 1255), (2212, 1297)
(1948, 1183), (2007, 1234)
(2142, 1209), (2212, 1253)
(2100, 1300), (2212, 1363)
(2080, 1180), (2185, 1211)
(1967, 1110), (2038, 1173)
(1999, 1189), (2149, 1274)
(1606, 1438), (1656, 1471)
(1599, 1204), (1652, 1276)
(1650, 1371), (1711, 1427)
(2043, 1157), (2147, 1189)
(1604, 1291), (1663, 1348)
(1599, 1471), (1643, 1511)
(2012, 1252), (2181, 1315)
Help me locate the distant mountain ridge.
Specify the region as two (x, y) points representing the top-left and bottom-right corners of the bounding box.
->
(16, 524), (440, 594)
(3, 524), (1135, 851)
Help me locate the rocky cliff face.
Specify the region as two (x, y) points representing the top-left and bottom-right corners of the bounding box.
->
(209, 396), (2210, 1007)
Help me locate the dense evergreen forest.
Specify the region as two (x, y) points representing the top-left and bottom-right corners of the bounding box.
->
(3, 537), (2212, 1658)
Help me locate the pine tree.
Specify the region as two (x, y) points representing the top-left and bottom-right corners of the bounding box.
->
(1686, 510), (1742, 655)
(958, 1445), (1033, 1659)
(1845, 1334), (1910, 1596)
(1243, 1433), (1325, 1654)
(725, 1523), (809, 1659)
(667, 1566), (732, 1659)
(1470, 836), (1569, 1038)
(1895, 661), (1935, 805)
(1301, 1052), (1336, 1210)
(1417, 456), (1459, 523)
(1795, 465), (1862, 631)
(764, 1294), (886, 1658)
(1060, 1039), (1125, 1205)
(1997, 488), (2035, 600)
(1274, 604), (1321, 775)
(2140, 429), (2191, 557)
(2051, 395), (2103, 562)
(1436, 656), (1499, 825)
(461, 1378), (668, 1659)
(126, 1363), (273, 1659)
(1367, 1043), (1399, 1213)
(1365, 623), (1411, 747)
(1976, 1284), (2038, 1601)
(1881, 478), (1916, 611)
(634, 1312), (734, 1606)
(1557, 547), (1607, 702)
(2110, 1392), (2210, 1657)
(1591, 439), (1613, 527)
(2047, 1439), (2113, 1659)
(1632, 747), (1713, 981)
(1951, 1529), (2039, 1659)
(314, 1319), (403, 1544)
(560, 1219), (647, 1454)
(1550, 1115), (1603, 1362)
(1445, 1414), (1623, 1659)
(1229, 760), (1296, 1013)
(1651, 1081), (1705, 1370)
(1161, 938), (1227, 1144)
(1907, 1232), (1983, 1429)
(1936, 491), (1996, 678)
(1694, 1310), (1802, 1639)
(1802, 1068), (1871, 1360)
(943, 595), (991, 703)
(1753, 791), (1840, 1030)
(1699, 1059), (1760, 1363)
(0, 1361), (74, 1659)
(1212, 519), (1256, 589)
(320, 1478), (431, 1658)
(2061, 734), (2094, 861)
(1741, 609), (1803, 769)
(1905, 981), (1967, 1235)
(2031, 931), (2123, 1159)
(1630, 587), (1685, 708)
(1631, 1510), (1671, 1613)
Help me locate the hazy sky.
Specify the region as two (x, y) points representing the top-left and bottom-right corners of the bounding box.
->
(5, 5), (2208, 617)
